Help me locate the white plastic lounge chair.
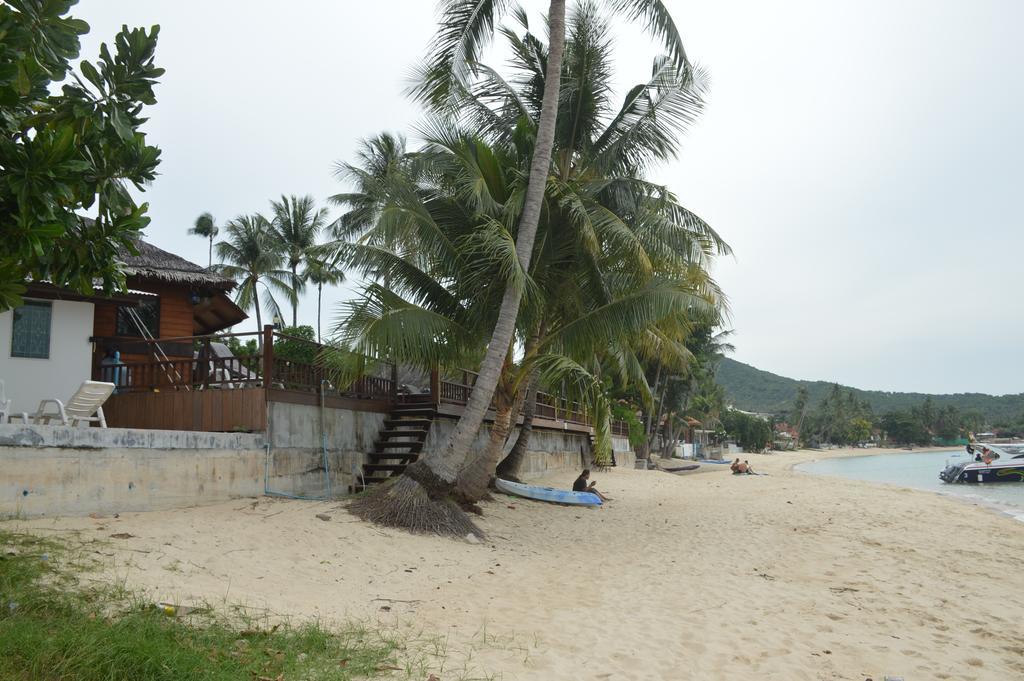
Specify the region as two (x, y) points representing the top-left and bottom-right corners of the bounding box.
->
(30, 380), (115, 427)
(0, 380), (28, 424)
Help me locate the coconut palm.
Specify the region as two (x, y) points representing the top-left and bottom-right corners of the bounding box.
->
(189, 212), (219, 267)
(270, 194), (329, 327)
(214, 214), (294, 344)
(388, 0), (691, 520)
(329, 96), (723, 511)
(305, 257), (346, 343)
(330, 0), (704, 534)
(457, 4), (729, 489)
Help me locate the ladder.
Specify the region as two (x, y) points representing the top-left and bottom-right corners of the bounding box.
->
(124, 306), (189, 391)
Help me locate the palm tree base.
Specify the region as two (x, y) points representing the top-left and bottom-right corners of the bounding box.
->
(348, 474), (484, 539)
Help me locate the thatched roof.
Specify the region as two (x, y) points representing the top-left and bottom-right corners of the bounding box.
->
(118, 239), (236, 291)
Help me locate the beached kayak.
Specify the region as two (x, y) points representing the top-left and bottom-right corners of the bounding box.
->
(494, 478), (602, 506)
(660, 464), (700, 472)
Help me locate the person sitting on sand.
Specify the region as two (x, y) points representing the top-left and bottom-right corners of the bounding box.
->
(732, 460), (749, 475)
(573, 469), (612, 501)
(744, 460), (755, 475)
(730, 458), (741, 473)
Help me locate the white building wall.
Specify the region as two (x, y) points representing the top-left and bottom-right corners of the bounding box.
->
(0, 300), (95, 415)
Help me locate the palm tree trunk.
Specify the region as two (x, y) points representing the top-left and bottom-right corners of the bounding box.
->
(253, 284), (263, 349)
(641, 361), (662, 459)
(455, 325), (540, 501)
(349, 0), (566, 537)
(291, 264), (299, 328)
(496, 369), (539, 482)
(454, 383), (515, 503)
(317, 283), (323, 344)
(432, 0), (565, 471)
(208, 235), (213, 269)
(661, 416), (676, 458)
(652, 381), (669, 458)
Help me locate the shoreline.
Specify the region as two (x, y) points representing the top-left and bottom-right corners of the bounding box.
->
(8, 448), (1024, 680)
(787, 446), (1024, 523)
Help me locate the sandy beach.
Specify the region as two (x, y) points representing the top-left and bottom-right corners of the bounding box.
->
(10, 448), (1024, 680)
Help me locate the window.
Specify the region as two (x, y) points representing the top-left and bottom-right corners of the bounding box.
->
(116, 299), (160, 338)
(11, 300), (52, 359)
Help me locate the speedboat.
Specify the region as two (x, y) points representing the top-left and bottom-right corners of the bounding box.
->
(939, 443), (1024, 483)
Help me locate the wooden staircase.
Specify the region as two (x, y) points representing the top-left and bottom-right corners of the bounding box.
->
(354, 397), (436, 490)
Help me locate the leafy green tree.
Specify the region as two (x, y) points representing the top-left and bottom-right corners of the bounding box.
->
(270, 194), (329, 327)
(847, 417), (872, 444)
(882, 410), (929, 445)
(214, 215), (293, 344)
(721, 409), (772, 451)
(273, 325), (318, 363)
(189, 213), (219, 267)
(0, 0), (162, 311)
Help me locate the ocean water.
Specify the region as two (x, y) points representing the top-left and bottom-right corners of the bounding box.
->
(796, 450), (1024, 521)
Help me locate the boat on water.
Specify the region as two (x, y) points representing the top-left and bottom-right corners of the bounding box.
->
(939, 443), (1024, 483)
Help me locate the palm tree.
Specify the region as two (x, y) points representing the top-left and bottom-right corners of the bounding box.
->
(305, 258), (345, 343)
(330, 79), (723, 510)
(457, 5), (727, 490)
(189, 212), (219, 268)
(332, 0), (700, 534)
(270, 194), (328, 328)
(411, 0), (690, 500)
(214, 214), (293, 345)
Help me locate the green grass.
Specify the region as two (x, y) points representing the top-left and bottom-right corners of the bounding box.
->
(0, 530), (401, 681)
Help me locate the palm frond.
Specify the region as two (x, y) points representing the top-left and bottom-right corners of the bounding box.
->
(608, 0), (689, 70)
(409, 0), (511, 111)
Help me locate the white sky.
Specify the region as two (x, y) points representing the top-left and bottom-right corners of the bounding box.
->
(74, 1), (1024, 395)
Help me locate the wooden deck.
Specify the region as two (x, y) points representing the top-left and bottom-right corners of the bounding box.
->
(93, 326), (627, 435)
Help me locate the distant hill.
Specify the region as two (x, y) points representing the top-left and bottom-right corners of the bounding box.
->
(716, 358), (1024, 423)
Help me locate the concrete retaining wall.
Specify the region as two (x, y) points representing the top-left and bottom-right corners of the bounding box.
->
(0, 424), (265, 518)
(2, 405), (638, 517)
(265, 401), (386, 497)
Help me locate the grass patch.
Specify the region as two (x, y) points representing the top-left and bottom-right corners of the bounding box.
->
(0, 530), (401, 680)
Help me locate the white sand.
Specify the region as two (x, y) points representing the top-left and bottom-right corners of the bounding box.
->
(11, 448), (1024, 680)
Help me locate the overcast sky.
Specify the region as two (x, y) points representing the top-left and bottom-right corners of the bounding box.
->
(74, 1), (1023, 396)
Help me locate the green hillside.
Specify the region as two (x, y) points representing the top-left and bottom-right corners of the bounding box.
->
(716, 358), (1024, 423)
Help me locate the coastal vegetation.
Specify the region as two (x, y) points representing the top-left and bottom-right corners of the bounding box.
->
(324, 0), (728, 534)
(719, 357), (1024, 433)
(0, 0), (162, 312)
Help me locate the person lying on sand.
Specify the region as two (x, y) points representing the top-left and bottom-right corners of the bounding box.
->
(731, 460), (760, 475)
(573, 469), (612, 501)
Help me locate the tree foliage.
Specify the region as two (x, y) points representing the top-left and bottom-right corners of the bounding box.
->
(717, 358), (1024, 426)
(721, 409), (772, 451)
(0, 0), (162, 310)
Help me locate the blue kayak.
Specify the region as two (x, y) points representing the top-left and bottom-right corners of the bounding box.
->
(494, 478), (602, 506)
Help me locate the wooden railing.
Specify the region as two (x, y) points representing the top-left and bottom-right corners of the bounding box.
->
(92, 326), (629, 435)
(91, 328), (395, 401)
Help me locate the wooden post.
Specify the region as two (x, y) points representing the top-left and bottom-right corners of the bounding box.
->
(390, 362), (398, 403)
(430, 367), (441, 406)
(262, 325), (274, 389)
(201, 338), (212, 389)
